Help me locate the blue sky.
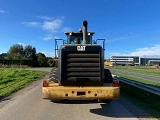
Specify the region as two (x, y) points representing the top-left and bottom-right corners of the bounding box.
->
(0, 0), (160, 59)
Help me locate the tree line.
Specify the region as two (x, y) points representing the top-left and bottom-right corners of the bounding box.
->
(0, 44), (54, 67)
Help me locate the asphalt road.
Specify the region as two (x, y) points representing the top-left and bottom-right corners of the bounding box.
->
(0, 68), (155, 120)
(110, 69), (160, 83)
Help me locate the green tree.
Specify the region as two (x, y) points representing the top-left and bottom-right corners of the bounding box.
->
(31, 47), (37, 60)
(37, 52), (47, 66)
(24, 45), (33, 59)
(24, 45), (37, 60)
(24, 46), (38, 66)
(7, 44), (24, 59)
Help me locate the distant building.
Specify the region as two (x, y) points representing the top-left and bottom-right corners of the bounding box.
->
(140, 58), (160, 66)
(110, 56), (160, 66)
(110, 56), (140, 65)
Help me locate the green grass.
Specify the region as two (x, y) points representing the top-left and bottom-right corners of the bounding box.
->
(113, 72), (160, 87)
(120, 82), (160, 119)
(0, 68), (46, 97)
(114, 66), (160, 76)
(110, 66), (160, 119)
(111, 66), (160, 87)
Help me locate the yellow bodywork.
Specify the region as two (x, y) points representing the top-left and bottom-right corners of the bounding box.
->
(104, 61), (113, 66)
(42, 82), (120, 101)
(53, 58), (58, 68)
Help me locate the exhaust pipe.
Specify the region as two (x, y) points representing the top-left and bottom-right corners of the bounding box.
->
(83, 20), (88, 44)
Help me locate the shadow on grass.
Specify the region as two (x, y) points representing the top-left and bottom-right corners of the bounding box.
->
(120, 81), (160, 119)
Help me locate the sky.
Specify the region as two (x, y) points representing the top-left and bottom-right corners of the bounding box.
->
(0, 0), (160, 59)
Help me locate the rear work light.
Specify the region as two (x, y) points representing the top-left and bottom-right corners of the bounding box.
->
(113, 80), (119, 87)
(43, 80), (49, 87)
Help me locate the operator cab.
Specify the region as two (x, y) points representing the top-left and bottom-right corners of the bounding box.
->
(65, 32), (95, 44)
(54, 20), (106, 86)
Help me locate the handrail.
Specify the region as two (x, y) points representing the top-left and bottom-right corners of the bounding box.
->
(112, 75), (160, 96)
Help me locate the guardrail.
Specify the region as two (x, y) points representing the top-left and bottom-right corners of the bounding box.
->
(112, 75), (160, 96)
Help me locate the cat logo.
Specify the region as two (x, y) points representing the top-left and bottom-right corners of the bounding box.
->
(77, 46), (86, 51)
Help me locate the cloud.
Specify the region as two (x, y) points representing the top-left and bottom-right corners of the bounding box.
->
(62, 27), (72, 32)
(42, 18), (63, 32)
(43, 34), (54, 41)
(41, 51), (54, 57)
(43, 35), (60, 41)
(21, 22), (40, 27)
(109, 44), (160, 58)
(108, 52), (129, 58)
(17, 42), (27, 46)
(0, 9), (8, 13)
(129, 44), (160, 57)
(108, 34), (141, 42)
(22, 16), (65, 33)
(0, 10), (5, 13)
(54, 36), (60, 39)
(108, 36), (130, 42)
(22, 16), (71, 41)
(36, 16), (54, 20)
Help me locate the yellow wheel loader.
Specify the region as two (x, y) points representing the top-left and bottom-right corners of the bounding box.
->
(42, 20), (120, 102)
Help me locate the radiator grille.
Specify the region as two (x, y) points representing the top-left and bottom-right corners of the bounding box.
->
(62, 51), (101, 81)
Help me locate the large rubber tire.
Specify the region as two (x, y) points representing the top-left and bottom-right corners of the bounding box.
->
(49, 68), (58, 83)
(104, 69), (113, 83)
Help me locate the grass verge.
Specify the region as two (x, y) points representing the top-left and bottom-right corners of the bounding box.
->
(113, 72), (160, 87)
(114, 66), (160, 76)
(0, 68), (46, 97)
(120, 82), (160, 119)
